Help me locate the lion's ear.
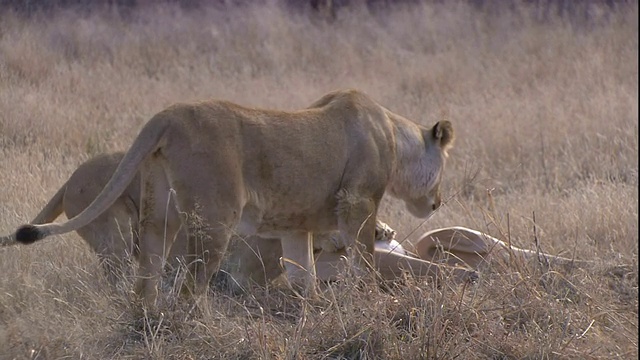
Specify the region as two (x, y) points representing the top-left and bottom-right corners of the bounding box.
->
(429, 120), (454, 150)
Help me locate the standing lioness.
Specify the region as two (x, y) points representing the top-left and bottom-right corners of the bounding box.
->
(15, 89), (454, 308)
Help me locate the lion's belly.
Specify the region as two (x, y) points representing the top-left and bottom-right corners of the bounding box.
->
(237, 200), (338, 237)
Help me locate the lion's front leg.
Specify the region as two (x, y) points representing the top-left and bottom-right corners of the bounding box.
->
(335, 189), (377, 278)
(280, 231), (317, 297)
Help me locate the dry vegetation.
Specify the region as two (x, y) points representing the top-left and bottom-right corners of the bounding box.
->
(0, 1), (637, 359)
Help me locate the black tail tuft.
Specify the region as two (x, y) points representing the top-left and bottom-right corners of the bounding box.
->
(15, 225), (45, 244)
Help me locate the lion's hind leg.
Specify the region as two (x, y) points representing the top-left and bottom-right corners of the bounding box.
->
(134, 161), (181, 309)
(177, 205), (239, 303)
(166, 160), (244, 304)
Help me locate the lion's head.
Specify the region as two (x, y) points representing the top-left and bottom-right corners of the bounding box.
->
(388, 120), (454, 218)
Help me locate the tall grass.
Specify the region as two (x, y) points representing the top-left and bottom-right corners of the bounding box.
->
(0, 1), (637, 358)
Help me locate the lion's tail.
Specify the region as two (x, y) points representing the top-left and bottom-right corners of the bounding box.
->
(15, 117), (169, 244)
(1, 180), (68, 248)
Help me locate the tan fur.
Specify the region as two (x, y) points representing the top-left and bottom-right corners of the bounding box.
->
(12, 89), (454, 307)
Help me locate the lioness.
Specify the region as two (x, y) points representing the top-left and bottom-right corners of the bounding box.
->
(13, 89), (454, 307)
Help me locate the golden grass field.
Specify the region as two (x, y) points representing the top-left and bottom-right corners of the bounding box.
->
(0, 1), (637, 359)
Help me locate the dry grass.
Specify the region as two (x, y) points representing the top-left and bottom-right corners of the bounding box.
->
(0, 1), (637, 359)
